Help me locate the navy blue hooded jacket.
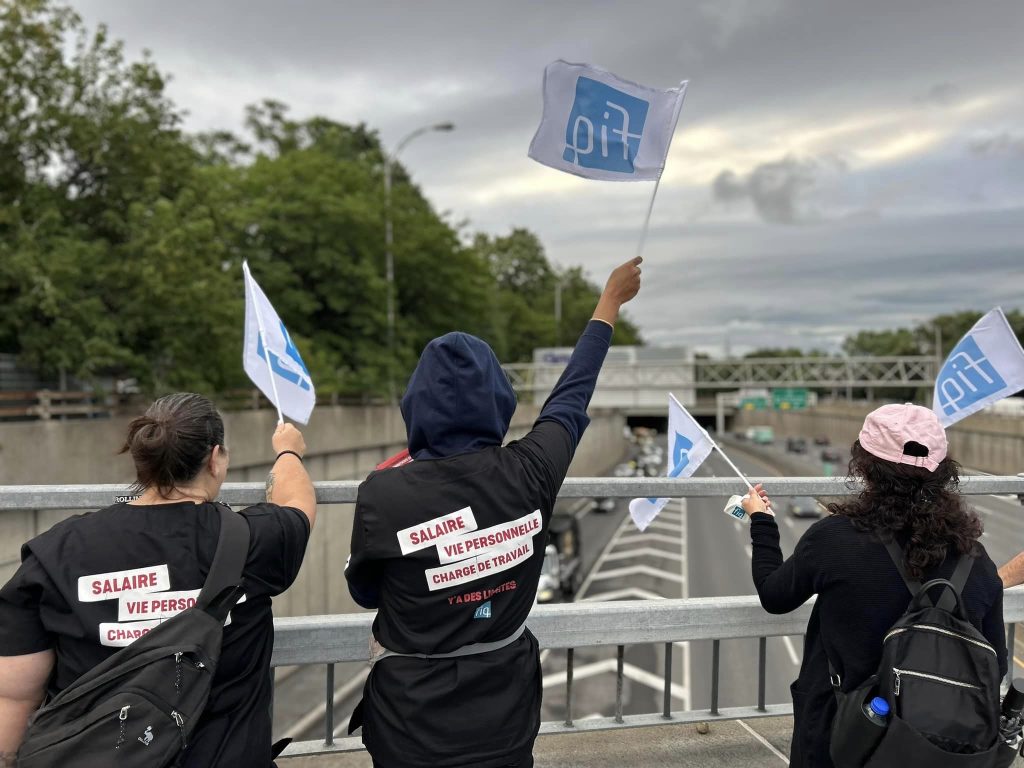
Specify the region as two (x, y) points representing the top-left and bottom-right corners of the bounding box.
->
(343, 320), (614, 768)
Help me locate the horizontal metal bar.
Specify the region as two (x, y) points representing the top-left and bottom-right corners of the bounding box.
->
(279, 704), (797, 758)
(271, 590), (1024, 667)
(3, 474), (1022, 510)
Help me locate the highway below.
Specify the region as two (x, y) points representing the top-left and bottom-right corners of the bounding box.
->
(273, 432), (1024, 743)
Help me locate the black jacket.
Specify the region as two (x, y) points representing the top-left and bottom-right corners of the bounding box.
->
(750, 513), (1006, 768)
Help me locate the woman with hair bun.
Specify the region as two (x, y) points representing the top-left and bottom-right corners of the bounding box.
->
(742, 403), (1006, 768)
(0, 393), (316, 767)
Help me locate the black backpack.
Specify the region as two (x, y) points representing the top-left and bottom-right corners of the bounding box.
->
(830, 539), (1012, 768)
(16, 504), (250, 768)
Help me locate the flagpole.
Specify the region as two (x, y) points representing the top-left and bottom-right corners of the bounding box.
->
(243, 262), (285, 425)
(635, 80), (688, 261)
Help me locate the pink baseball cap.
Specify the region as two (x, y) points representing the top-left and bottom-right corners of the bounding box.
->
(859, 403), (948, 472)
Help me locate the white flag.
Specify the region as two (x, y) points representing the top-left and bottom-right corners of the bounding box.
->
(629, 393), (714, 531)
(242, 261), (316, 424)
(933, 308), (1024, 427)
(528, 60), (687, 182)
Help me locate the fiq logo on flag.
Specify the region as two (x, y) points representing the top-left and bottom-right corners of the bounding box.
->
(563, 77), (649, 174)
(933, 308), (1024, 427)
(529, 60), (687, 182)
(243, 261), (316, 424)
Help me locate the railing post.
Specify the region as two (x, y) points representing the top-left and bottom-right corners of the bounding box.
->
(662, 642), (672, 719)
(564, 648), (575, 727)
(711, 639), (720, 716)
(615, 645), (625, 724)
(324, 663), (335, 745)
(1007, 624), (1016, 687)
(757, 637), (767, 712)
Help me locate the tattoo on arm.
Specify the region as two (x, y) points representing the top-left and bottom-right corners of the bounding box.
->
(265, 471), (276, 502)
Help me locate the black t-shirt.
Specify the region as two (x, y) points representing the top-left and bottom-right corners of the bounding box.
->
(0, 501), (310, 768)
(345, 420), (575, 768)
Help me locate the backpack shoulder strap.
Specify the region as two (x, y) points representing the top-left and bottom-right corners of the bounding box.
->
(196, 504), (251, 615)
(882, 536), (924, 599)
(934, 553), (974, 612)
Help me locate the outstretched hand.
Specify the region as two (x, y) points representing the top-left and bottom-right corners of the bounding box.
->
(593, 256), (643, 326)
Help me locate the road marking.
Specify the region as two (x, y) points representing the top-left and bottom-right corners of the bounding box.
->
(602, 547), (684, 564)
(733, 519), (742, 533)
(580, 587), (667, 602)
(570, 499), (594, 521)
(737, 719), (790, 765)
(744, 544), (753, 558)
(783, 517), (796, 529)
(617, 532), (686, 547)
(782, 636), (801, 666)
(576, 515), (631, 600)
(681, 498), (691, 711)
(542, 658), (688, 703)
(645, 519), (684, 534)
(284, 666), (369, 739)
(587, 564), (686, 585)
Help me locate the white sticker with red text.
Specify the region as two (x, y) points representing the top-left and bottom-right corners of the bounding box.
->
(396, 507), (478, 555)
(435, 510), (542, 564)
(78, 565), (171, 603)
(425, 537), (534, 592)
(99, 619), (163, 647)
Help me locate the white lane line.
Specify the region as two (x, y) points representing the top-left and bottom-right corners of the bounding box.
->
(617, 532), (685, 547)
(542, 658), (688, 702)
(744, 544), (753, 558)
(681, 497), (691, 711)
(782, 636), (801, 666)
(576, 514), (631, 600)
(645, 519), (684, 534)
(570, 499), (594, 521)
(783, 516), (796, 529)
(602, 547), (684, 564)
(580, 587), (667, 602)
(540, 649), (550, 665)
(588, 565), (686, 585)
(284, 667), (369, 739)
(737, 719), (790, 765)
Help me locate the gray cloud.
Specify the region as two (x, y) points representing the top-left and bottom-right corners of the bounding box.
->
(711, 156), (845, 224)
(970, 133), (1024, 156)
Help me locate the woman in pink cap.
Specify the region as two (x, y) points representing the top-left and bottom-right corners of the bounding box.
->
(742, 403), (1006, 768)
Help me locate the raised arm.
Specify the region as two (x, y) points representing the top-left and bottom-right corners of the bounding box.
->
(266, 423), (317, 529)
(536, 256), (643, 448)
(998, 551), (1024, 589)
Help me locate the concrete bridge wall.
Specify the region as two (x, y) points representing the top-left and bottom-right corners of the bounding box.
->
(733, 399), (1024, 476)
(0, 405), (628, 617)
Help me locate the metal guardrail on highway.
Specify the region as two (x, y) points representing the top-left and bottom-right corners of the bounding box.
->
(3, 476), (1024, 758)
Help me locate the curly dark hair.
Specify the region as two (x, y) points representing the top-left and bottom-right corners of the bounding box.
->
(826, 440), (983, 580)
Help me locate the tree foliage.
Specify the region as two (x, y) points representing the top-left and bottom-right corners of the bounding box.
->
(0, 0), (643, 398)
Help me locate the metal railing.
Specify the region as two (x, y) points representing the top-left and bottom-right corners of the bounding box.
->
(3, 475), (1023, 760)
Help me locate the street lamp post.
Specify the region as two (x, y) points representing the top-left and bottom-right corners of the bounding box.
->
(383, 121), (455, 403)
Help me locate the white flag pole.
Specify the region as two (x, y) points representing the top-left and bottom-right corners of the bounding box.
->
(708, 439), (755, 491)
(243, 261), (284, 425)
(635, 82), (688, 260)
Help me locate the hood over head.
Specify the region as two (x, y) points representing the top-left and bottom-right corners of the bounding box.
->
(401, 333), (517, 460)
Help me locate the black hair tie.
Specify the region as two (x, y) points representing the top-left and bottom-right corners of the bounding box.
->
(275, 450), (303, 463)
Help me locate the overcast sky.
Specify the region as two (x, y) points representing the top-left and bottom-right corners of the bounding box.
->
(73, 0), (1024, 355)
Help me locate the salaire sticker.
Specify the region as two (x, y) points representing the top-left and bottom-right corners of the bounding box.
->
(78, 564), (171, 603)
(396, 507), (479, 556)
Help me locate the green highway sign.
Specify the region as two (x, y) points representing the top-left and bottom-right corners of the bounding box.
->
(772, 388), (809, 410)
(739, 397), (768, 411)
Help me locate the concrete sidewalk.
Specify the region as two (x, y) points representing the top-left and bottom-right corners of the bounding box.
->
(280, 717), (796, 767)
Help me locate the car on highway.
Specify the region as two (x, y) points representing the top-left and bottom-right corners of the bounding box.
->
(536, 515), (582, 603)
(593, 497), (616, 513)
(786, 436), (808, 454)
(820, 447), (843, 463)
(814, 435), (831, 446)
(750, 426), (774, 445)
(786, 496), (825, 518)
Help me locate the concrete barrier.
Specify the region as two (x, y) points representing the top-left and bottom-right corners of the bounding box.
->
(0, 405), (628, 617)
(733, 399), (1024, 475)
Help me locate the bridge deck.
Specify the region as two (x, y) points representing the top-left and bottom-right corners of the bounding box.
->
(280, 717), (798, 767)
